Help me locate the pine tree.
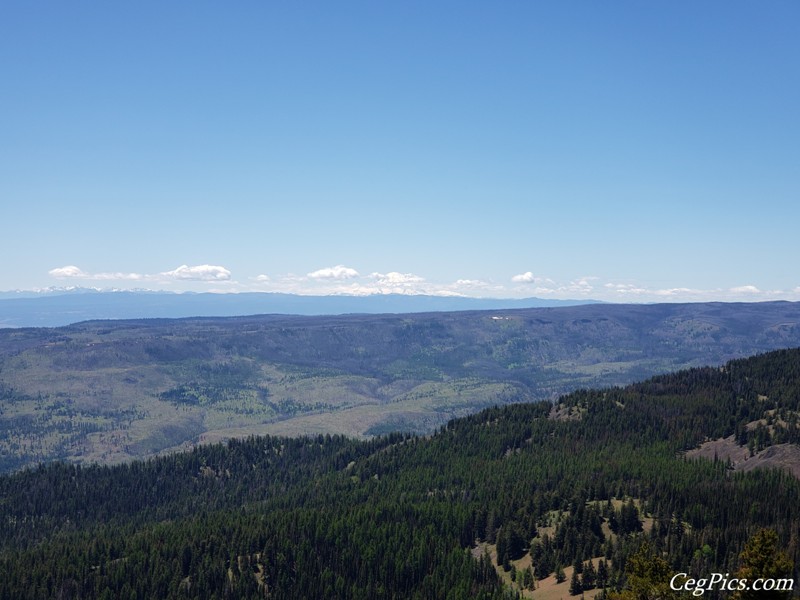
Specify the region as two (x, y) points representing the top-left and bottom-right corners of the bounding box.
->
(583, 559), (597, 590)
(555, 563), (566, 583)
(569, 569), (583, 596)
(733, 529), (794, 600)
(621, 499), (642, 534)
(522, 566), (534, 590)
(607, 542), (681, 600)
(573, 556), (584, 574)
(597, 559), (609, 589)
(496, 525), (507, 567)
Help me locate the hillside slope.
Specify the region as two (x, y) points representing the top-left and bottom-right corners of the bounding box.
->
(0, 348), (798, 598)
(1, 301), (800, 471)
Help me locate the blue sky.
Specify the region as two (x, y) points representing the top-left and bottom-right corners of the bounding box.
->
(2, 1), (798, 302)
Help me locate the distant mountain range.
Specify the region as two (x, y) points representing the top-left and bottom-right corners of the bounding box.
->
(0, 288), (598, 327)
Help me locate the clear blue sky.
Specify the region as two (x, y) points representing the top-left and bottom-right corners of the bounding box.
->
(2, 1), (798, 302)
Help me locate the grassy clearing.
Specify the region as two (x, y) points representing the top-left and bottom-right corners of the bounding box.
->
(474, 542), (604, 599)
(470, 497), (654, 599)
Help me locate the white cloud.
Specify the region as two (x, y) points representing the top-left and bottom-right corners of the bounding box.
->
(49, 263), (232, 285)
(43, 264), (800, 303)
(603, 282), (717, 298)
(730, 285), (760, 294)
(605, 283), (634, 289)
(94, 271), (144, 281)
(605, 283), (646, 293)
(597, 282), (799, 302)
(48, 265), (90, 279)
(161, 264), (232, 281)
(454, 279), (487, 287)
(235, 275), (800, 302)
(511, 272), (555, 285)
(260, 269), (449, 297)
(307, 265), (360, 280)
(47, 265), (142, 282)
(565, 277), (597, 294)
(652, 287), (697, 297)
(573, 276), (596, 287)
(511, 271), (537, 283)
(507, 275), (600, 297)
(370, 271), (424, 284)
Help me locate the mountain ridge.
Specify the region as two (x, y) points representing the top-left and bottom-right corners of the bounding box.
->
(2, 301), (800, 471)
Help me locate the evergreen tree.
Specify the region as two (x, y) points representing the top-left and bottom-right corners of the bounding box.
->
(583, 559), (597, 590)
(569, 569), (583, 596)
(555, 563), (567, 584)
(522, 566), (534, 590)
(733, 529), (794, 600)
(574, 556), (584, 574)
(620, 499), (642, 534)
(597, 559), (609, 589)
(496, 525), (508, 568)
(607, 542), (681, 600)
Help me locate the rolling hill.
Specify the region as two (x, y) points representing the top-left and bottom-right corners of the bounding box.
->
(1, 301), (800, 471)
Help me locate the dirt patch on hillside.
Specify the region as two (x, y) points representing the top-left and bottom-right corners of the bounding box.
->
(737, 444), (800, 479)
(687, 437), (800, 480)
(686, 436), (750, 463)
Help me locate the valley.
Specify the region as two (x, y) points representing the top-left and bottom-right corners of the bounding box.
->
(2, 301), (800, 471)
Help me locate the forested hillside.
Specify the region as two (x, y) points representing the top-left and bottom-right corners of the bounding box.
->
(2, 301), (800, 471)
(0, 348), (798, 598)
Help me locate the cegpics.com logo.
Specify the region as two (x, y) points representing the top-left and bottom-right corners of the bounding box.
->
(670, 572), (795, 597)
